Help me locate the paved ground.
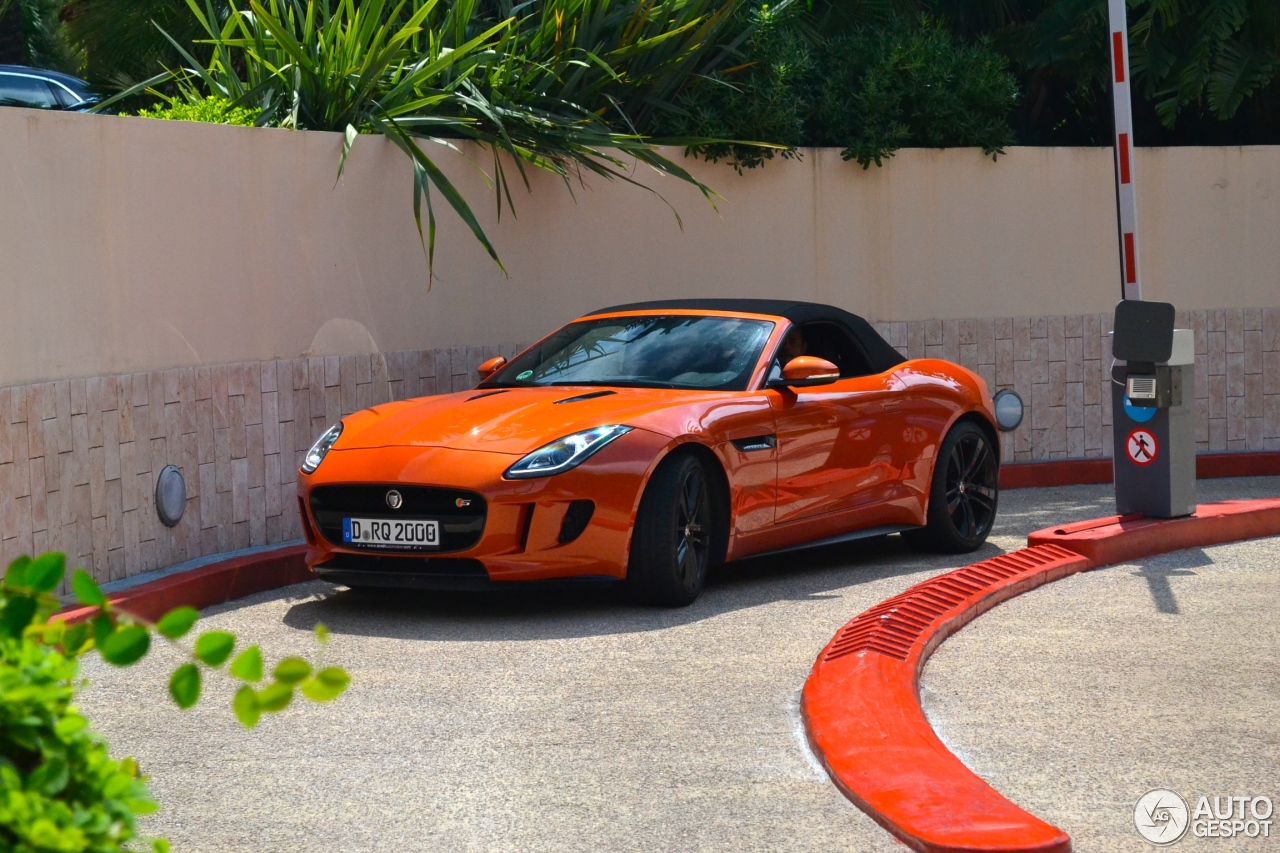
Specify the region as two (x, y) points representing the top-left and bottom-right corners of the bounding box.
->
(76, 477), (1280, 852)
(924, 478), (1280, 853)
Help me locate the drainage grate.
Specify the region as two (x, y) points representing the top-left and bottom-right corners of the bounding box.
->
(823, 544), (1080, 662)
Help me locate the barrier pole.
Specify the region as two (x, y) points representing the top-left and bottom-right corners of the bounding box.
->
(1109, 0), (1142, 301)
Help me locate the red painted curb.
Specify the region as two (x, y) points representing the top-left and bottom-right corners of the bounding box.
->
(57, 545), (314, 626)
(1196, 451), (1280, 479)
(1000, 451), (1280, 490)
(804, 496), (1280, 853)
(803, 546), (1085, 853)
(999, 459), (1111, 489)
(1028, 497), (1280, 567)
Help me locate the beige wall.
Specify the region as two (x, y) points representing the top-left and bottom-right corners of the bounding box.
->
(2, 108), (1279, 387)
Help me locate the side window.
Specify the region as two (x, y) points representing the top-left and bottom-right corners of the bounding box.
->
(0, 75), (60, 109)
(52, 83), (84, 108)
(798, 322), (876, 378)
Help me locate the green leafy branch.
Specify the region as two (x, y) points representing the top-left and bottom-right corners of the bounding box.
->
(7, 554), (351, 728)
(1, 552), (350, 853)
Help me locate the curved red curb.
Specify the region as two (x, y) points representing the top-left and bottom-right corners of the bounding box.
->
(57, 545), (314, 626)
(1028, 497), (1280, 566)
(803, 545), (1084, 853)
(804, 497), (1280, 853)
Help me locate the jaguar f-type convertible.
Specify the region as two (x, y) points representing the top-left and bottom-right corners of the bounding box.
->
(297, 300), (1001, 606)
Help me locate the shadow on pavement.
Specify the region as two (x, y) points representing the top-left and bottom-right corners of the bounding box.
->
(279, 532), (1012, 643)
(277, 478), (1279, 643)
(1128, 546), (1210, 615)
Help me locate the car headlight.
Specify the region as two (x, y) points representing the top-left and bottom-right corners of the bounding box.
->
(301, 423), (343, 474)
(504, 425), (633, 479)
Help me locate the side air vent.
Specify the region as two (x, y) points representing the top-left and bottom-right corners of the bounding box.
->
(558, 501), (595, 544)
(554, 390), (616, 405)
(732, 434), (777, 452)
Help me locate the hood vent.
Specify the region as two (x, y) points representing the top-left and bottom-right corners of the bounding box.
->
(554, 390), (616, 405)
(466, 389), (510, 402)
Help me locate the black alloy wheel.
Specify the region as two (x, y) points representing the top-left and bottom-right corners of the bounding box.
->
(673, 464), (710, 594)
(906, 421), (999, 553)
(943, 428), (998, 542)
(627, 453), (718, 606)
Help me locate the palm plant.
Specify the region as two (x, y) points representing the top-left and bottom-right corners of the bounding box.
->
(493, 0), (747, 133)
(981, 0), (1279, 137)
(1131, 0), (1279, 125)
(0, 0), (78, 71)
(59, 0), (228, 84)
(123, 0), (740, 278)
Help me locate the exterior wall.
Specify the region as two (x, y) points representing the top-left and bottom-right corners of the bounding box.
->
(0, 344), (525, 588)
(3, 109), (1279, 585)
(875, 308), (1280, 462)
(4, 307), (1278, 587)
(2, 109), (1280, 386)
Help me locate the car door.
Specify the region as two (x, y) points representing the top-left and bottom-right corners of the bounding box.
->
(769, 322), (906, 524)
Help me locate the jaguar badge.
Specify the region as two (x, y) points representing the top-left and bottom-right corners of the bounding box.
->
(385, 489), (403, 510)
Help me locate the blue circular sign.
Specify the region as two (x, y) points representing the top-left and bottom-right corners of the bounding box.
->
(1122, 395), (1156, 423)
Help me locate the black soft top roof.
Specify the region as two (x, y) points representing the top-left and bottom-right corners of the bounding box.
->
(586, 299), (906, 374)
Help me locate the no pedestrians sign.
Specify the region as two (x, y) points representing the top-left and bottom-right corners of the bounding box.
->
(1126, 428), (1159, 467)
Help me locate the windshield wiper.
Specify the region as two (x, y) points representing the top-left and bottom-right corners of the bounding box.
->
(546, 380), (681, 389)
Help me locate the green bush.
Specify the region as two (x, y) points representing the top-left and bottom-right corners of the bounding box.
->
(0, 553), (348, 852)
(669, 9), (1019, 169)
(661, 1), (810, 171)
(136, 95), (260, 125)
(814, 17), (1019, 167)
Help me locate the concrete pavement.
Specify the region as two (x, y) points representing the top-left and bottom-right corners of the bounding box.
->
(923, 492), (1280, 852)
(76, 477), (1280, 852)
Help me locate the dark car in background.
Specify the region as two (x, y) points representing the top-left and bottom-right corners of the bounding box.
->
(0, 65), (99, 110)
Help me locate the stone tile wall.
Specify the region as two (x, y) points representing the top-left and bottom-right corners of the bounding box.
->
(874, 308), (1280, 462)
(2, 308), (1278, 588)
(0, 343), (526, 590)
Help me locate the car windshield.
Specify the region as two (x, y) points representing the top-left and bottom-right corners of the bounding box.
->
(484, 315), (776, 391)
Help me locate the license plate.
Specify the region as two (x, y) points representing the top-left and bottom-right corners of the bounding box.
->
(343, 517), (439, 549)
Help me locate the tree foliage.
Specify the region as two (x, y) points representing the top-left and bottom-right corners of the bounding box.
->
(926, 0), (1280, 144)
(58, 0), (226, 85)
(667, 7), (1019, 169)
(0, 553), (349, 853)
(0, 0), (78, 71)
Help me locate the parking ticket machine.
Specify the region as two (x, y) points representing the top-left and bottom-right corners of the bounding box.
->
(1110, 300), (1196, 518)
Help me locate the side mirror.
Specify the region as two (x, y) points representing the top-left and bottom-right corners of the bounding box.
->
(772, 356), (840, 388)
(477, 356), (507, 380)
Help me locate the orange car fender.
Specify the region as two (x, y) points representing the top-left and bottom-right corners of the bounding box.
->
(895, 360), (999, 502)
(608, 431), (745, 564)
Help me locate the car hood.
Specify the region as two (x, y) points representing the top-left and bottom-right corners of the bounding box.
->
(332, 386), (733, 456)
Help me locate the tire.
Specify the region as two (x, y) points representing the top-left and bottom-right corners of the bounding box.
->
(626, 453), (720, 607)
(905, 420), (999, 553)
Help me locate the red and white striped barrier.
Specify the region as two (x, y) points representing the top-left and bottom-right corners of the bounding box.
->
(1109, 0), (1142, 300)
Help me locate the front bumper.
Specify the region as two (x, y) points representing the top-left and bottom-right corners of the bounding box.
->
(297, 430), (671, 586)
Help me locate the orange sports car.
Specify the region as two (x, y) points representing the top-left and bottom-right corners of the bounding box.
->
(296, 300), (1001, 606)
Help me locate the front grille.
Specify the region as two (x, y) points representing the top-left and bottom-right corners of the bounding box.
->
(310, 485), (486, 554)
